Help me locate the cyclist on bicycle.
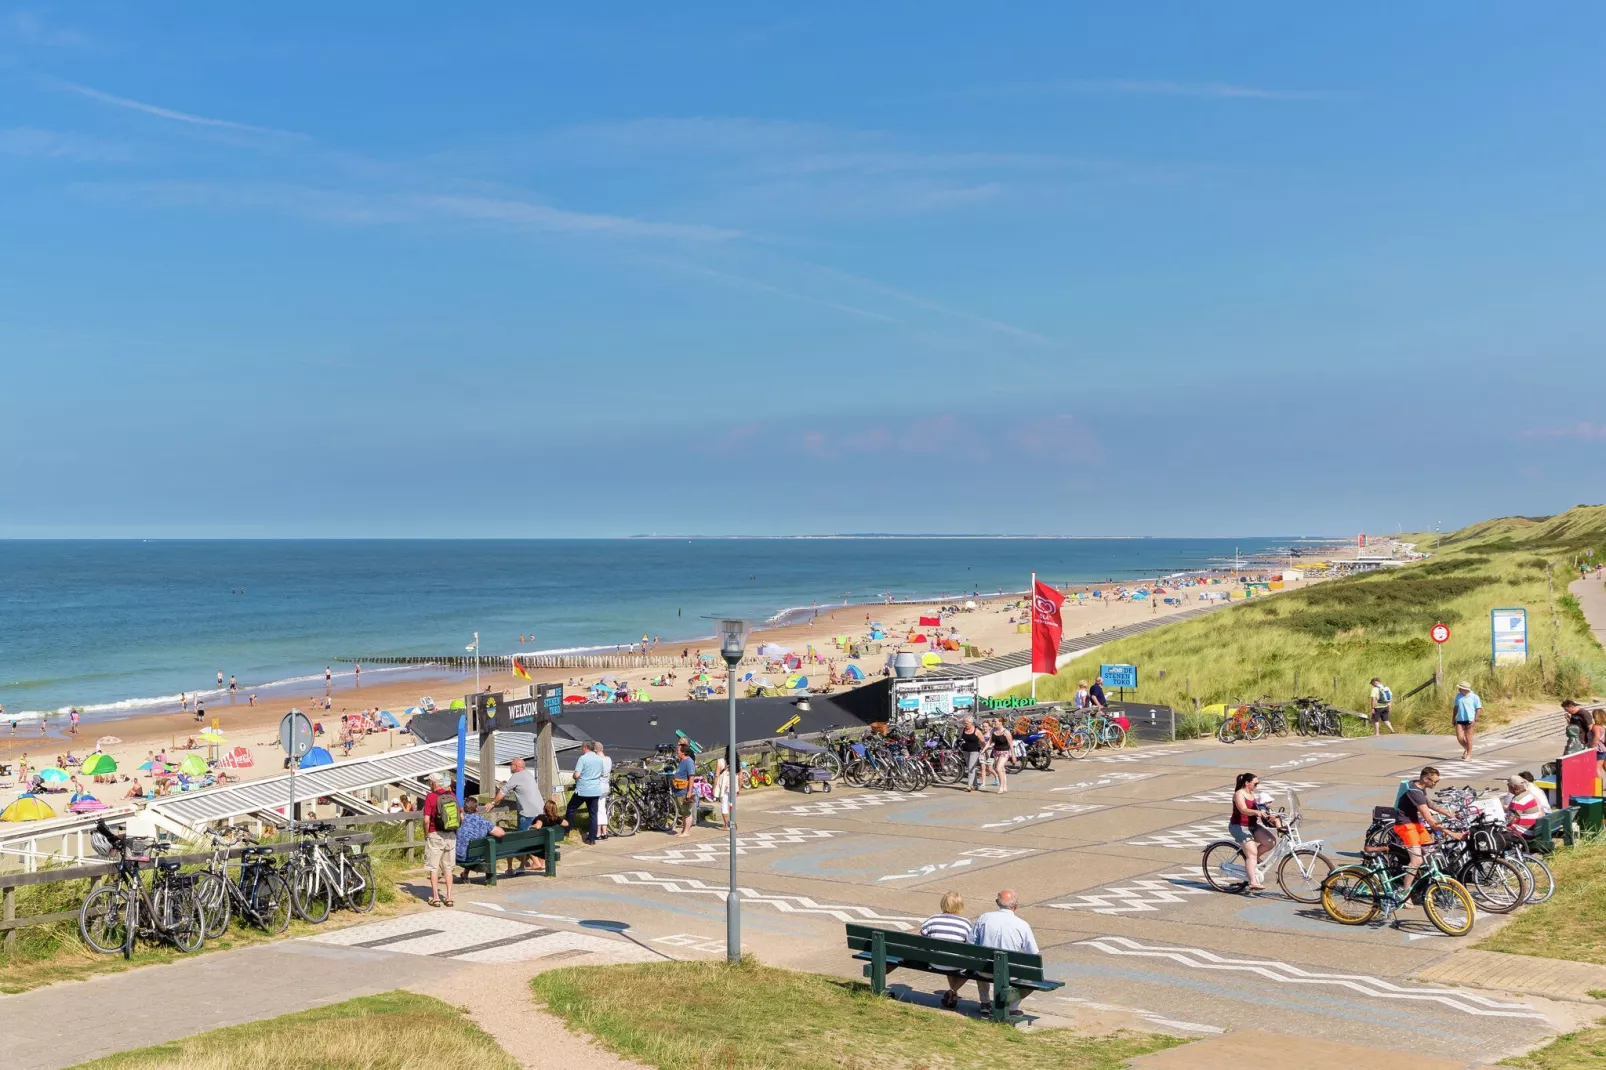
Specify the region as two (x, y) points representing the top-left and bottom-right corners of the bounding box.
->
(1395, 766), (1464, 888)
(1229, 773), (1282, 891)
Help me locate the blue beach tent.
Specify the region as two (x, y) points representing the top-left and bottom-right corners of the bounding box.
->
(298, 746), (334, 769)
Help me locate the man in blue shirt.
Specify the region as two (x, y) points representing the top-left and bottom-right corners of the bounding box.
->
(453, 797), (509, 878)
(1453, 681), (1482, 760)
(673, 741), (698, 837)
(566, 740), (606, 844)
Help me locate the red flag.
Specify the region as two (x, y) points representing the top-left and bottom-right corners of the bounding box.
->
(918, 615), (941, 628)
(512, 659), (531, 681)
(1031, 579), (1066, 674)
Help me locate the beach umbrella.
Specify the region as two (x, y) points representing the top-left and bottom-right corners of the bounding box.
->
(199, 728), (225, 744)
(910, 633), (928, 643)
(38, 767), (69, 784)
(754, 677), (772, 687)
(405, 706), (423, 716)
(448, 699), (466, 710)
(1, 795), (55, 822)
(298, 746), (333, 769)
(377, 710), (400, 728)
(921, 653), (943, 667)
(179, 755), (209, 776)
(81, 754), (117, 775)
(96, 735), (122, 747)
(69, 797), (108, 813)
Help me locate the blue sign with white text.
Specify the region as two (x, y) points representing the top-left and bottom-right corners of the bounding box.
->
(1100, 663), (1138, 690)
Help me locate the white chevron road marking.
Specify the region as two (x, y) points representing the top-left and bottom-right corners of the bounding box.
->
(877, 846), (1035, 882)
(1391, 757), (1515, 778)
(601, 870), (924, 930)
(1087, 748), (1183, 764)
(980, 802), (1102, 829)
(1172, 781), (1322, 804)
(764, 791), (929, 815)
(1268, 753), (1352, 770)
(1076, 937), (1546, 1019)
(630, 827), (843, 864)
(1055, 995), (1225, 1034)
(1048, 872), (1212, 914)
(1124, 822), (1227, 848)
(1051, 772), (1156, 792)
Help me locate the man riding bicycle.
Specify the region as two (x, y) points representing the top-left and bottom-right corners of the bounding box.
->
(1394, 766), (1464, 888)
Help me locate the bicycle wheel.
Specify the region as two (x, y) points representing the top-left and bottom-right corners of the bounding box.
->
(1102, 723), (1127, 749)
(891, 761), (923, 793)
(1065, 729), (1092, 759)
(79, 885), (132, 955)
(842, 757), (871, 787)
(1270, 713), (1291, 738)
(246, 870), (294, 934)
(345, 856), (377, 913)
(934, 752), (965, 784)
(1277, 847), (1335, 904)
(610, 796), (642, 837)
(1243, 715), (1267, 742)
(1517, 853), (1555, 904)
(194, 870), (232, 939)
(1201, 841), (1249, 893)
(1321, 867), (1381, 925)
(810, 750), (842, 778)
(1217, 718), (1240, 744)
(1458, 857), (1527, 915)
(291, 863), (332, 923)
(153, 884), (206, 953)
(1422, 878), (1476, 937)
(1027, 744), (1053, 771)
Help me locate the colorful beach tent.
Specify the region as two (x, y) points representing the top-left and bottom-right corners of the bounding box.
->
(81, 754), (117, 775)
(844, 664), (865, 680)
(1, 795), (55, 822)
(298, 746), (334, 769)
(910, 634), (927, 643)
(921, 653), (943, 666)
(69, 797), (109, 813)
(405, 706), (424, 716)
(784, 675), (809, 689)
(918, 615), (941, 627)
(448, 699), (466, 710)
(562, 694), (588, 704)
(377, 710), (400, 728)
(179, 755), (209, 776)
(219, 747), (254, 769)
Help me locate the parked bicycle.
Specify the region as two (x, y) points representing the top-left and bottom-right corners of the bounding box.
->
(80, 821), (206, 959)
(192, 825), (294, 937)
(283, 822), (376, 922)
(1319, 808), (1477, 936)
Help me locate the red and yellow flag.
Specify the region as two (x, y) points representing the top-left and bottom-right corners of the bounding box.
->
(512, 659), (531, 681)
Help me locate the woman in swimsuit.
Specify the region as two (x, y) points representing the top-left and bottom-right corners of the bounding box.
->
(990, 719), (1012, 794)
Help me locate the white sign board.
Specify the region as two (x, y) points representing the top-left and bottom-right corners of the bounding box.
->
(1491, 607), (1528, 665)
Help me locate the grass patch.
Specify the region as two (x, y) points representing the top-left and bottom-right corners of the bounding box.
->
(1500, 1020), (1606, 1069)
(0, 820), (418, 992)
(1012, 504), (1606, 732)
(532, 959), (1182, 1070)
(70, 990), (515, 1069)
(1475, 838), (1606, 965)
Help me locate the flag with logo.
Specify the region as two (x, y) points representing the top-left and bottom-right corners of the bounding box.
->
(1031, 579), (1066, 675)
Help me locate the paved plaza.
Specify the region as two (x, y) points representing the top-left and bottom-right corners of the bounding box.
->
(4, 721), (1599, 1069)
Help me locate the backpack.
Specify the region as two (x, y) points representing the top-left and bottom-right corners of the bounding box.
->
(1376, 686), (1392, 705)
(435, 792), (462, 832)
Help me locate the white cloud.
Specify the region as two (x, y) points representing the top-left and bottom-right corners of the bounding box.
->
(54, 80), (307, 139)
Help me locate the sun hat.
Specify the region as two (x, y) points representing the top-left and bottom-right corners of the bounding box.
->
(1455, 680), (1472, 691)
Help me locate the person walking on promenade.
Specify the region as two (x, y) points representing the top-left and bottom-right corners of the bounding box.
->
(1452, 681), (1482, 760)
(920, 892), (974, 1010)
(970, 889), (1038, 1017)
(989, 719), (1012, 793)
(1369, 677), (1395, 735)
(960, 717), (984, 792)
(566, 741), (605, 844)
(712, 754), (735, 830)
(596, 742), (613, 838)
(1087, 677), (1108, 710)
(421, 774), (459, 907)
(673, 741), (698, 837)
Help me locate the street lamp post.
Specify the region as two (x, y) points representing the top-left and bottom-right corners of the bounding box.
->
(710, 616), (752, 964)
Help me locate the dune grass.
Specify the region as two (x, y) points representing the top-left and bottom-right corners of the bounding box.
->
(70, 990), (515, 1069)
(1500, 1020), (1606, 1069)
(532, 958), (1182, 1070)
(1014, 505), (1606, 732)
(1475, 836), (1606, 966)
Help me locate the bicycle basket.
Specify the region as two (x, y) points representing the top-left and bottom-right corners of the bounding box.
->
(1469, 827), (1503, 856)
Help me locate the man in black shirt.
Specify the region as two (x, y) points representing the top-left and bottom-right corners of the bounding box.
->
(1087, 679), (1108, 710)
(1397, 766), (1461, 881)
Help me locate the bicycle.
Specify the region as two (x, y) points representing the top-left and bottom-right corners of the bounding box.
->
(1319, 827), (1477, 936)
(1216, 705), (1268, 744)
(283, 822), (376, 922)
(1200, 793), (1334, 902)
(80, 823), (205, 959)
(192, 826), (294, 937)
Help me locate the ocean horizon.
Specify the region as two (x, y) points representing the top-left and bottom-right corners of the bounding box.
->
(1, 537), (1316, 718)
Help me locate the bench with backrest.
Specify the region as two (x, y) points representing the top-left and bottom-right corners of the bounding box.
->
(459, 825), (562, 885)
(1523, 805), (1578, 853)
(844, 924), (1063, 1022)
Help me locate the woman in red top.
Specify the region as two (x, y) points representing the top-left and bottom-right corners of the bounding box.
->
(1229, 772), (1278, 891)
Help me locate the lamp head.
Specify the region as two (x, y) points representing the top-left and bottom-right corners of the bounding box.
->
(708, 616), (752, 667)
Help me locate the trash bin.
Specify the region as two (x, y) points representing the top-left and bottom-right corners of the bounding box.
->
(1571, 796), (1604, 833)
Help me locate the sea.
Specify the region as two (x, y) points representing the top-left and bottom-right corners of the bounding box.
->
(0, 537), (1307, 722)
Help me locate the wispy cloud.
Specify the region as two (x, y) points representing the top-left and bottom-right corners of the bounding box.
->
(664, 261), (899, 323)
(53, 79), (307, 139)
(9, 10), (92, 47)
(803, 262), (1049, 345)
(74, 180), (740, 242)
(947, 78), (1338, 103)
(1520, 422), (1606, 441)
(0, 126), (132, 163)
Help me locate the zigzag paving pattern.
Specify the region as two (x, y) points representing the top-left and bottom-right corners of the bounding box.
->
(600, 870), (925, 929)
(763, 790), (929, 815)
(1050, 771), (1156, 792)
(1124, 822), (1229, 848)
(1391, 757), (1515, 777)
(1172, 781), (1322, 803)
(979, 802), (1102, 828)
(305, 909), (658, 964)
(629, 827), (843, 863)
(1048, 871), (1212, 914)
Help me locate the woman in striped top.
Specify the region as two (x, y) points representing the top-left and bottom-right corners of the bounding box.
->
(920, 891), (974, 1009)
(1505, 775), (1549, 835)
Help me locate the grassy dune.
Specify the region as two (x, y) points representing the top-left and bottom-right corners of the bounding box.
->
(1016, 505), (1606, 732)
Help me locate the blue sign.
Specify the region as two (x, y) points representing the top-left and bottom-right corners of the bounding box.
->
(1100, 663), (1138, 690)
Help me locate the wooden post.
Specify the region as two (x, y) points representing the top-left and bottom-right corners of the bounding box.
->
(3, 885), (15, 956)
(870, 930), (887, 995)
(404, 818), (416, 862)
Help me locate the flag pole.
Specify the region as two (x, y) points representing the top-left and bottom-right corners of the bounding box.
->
(1030, 570), (1037, 704)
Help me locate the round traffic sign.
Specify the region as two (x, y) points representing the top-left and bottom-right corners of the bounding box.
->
(1430, 622), (1451, 645)
(279, 710), (315, 758)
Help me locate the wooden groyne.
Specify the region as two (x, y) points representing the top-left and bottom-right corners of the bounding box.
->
(335, 653), (766, 671)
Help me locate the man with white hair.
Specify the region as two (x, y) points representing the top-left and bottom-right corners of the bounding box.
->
(969, 888), (1039, 1016)
(421, 773), (458, 907)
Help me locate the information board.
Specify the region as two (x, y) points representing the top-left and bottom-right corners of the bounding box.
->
(891, 677), (979, 720)
(1100, 663), (1138, 690)
(1491, 607), (1528, 665)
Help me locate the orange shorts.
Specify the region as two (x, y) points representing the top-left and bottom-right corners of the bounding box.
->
(1394, 822), (1431, 848)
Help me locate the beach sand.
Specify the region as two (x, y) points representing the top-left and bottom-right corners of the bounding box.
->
(1, 574), (1316, 807)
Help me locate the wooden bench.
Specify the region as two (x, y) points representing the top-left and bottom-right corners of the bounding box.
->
(1525, 806), (1578, 852)
(458, 826), (562, 885)
(844, 924), (1063, 1022)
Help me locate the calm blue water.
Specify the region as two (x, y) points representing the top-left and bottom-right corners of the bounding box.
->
(0, 538), (1298, 717)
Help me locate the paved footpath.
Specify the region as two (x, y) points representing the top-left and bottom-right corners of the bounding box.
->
(1571, 574), (1606, 650)
(4, 724), (1599, 1069)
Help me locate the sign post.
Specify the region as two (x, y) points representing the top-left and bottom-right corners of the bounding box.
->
(1491, 608), (1528, 666)
(278, 709), (314, 834)
(1429, 621), (1451, 688)
(1100, 663), (1138, 703)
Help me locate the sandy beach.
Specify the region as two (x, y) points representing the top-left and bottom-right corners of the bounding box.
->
(1, 571), (1319, 806)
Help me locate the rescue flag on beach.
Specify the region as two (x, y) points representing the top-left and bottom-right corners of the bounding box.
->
(1030, 579), (1066, 675)
(511, 659), (531, 681)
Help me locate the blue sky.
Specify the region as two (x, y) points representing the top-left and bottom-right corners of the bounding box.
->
(2, 5), (1603, 537)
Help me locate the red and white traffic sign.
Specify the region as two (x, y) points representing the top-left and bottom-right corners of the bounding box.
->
(1430, 622), (1451, 645)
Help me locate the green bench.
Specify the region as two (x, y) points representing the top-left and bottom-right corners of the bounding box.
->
(844, 924), (1064, 1022)
(459, 825), (562, 885)
(1525, 805), (1578, 853)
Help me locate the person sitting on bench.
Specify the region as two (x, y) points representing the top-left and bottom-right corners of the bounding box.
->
(969, 889), (1038, 1017)
(454, 798), (514, 879)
